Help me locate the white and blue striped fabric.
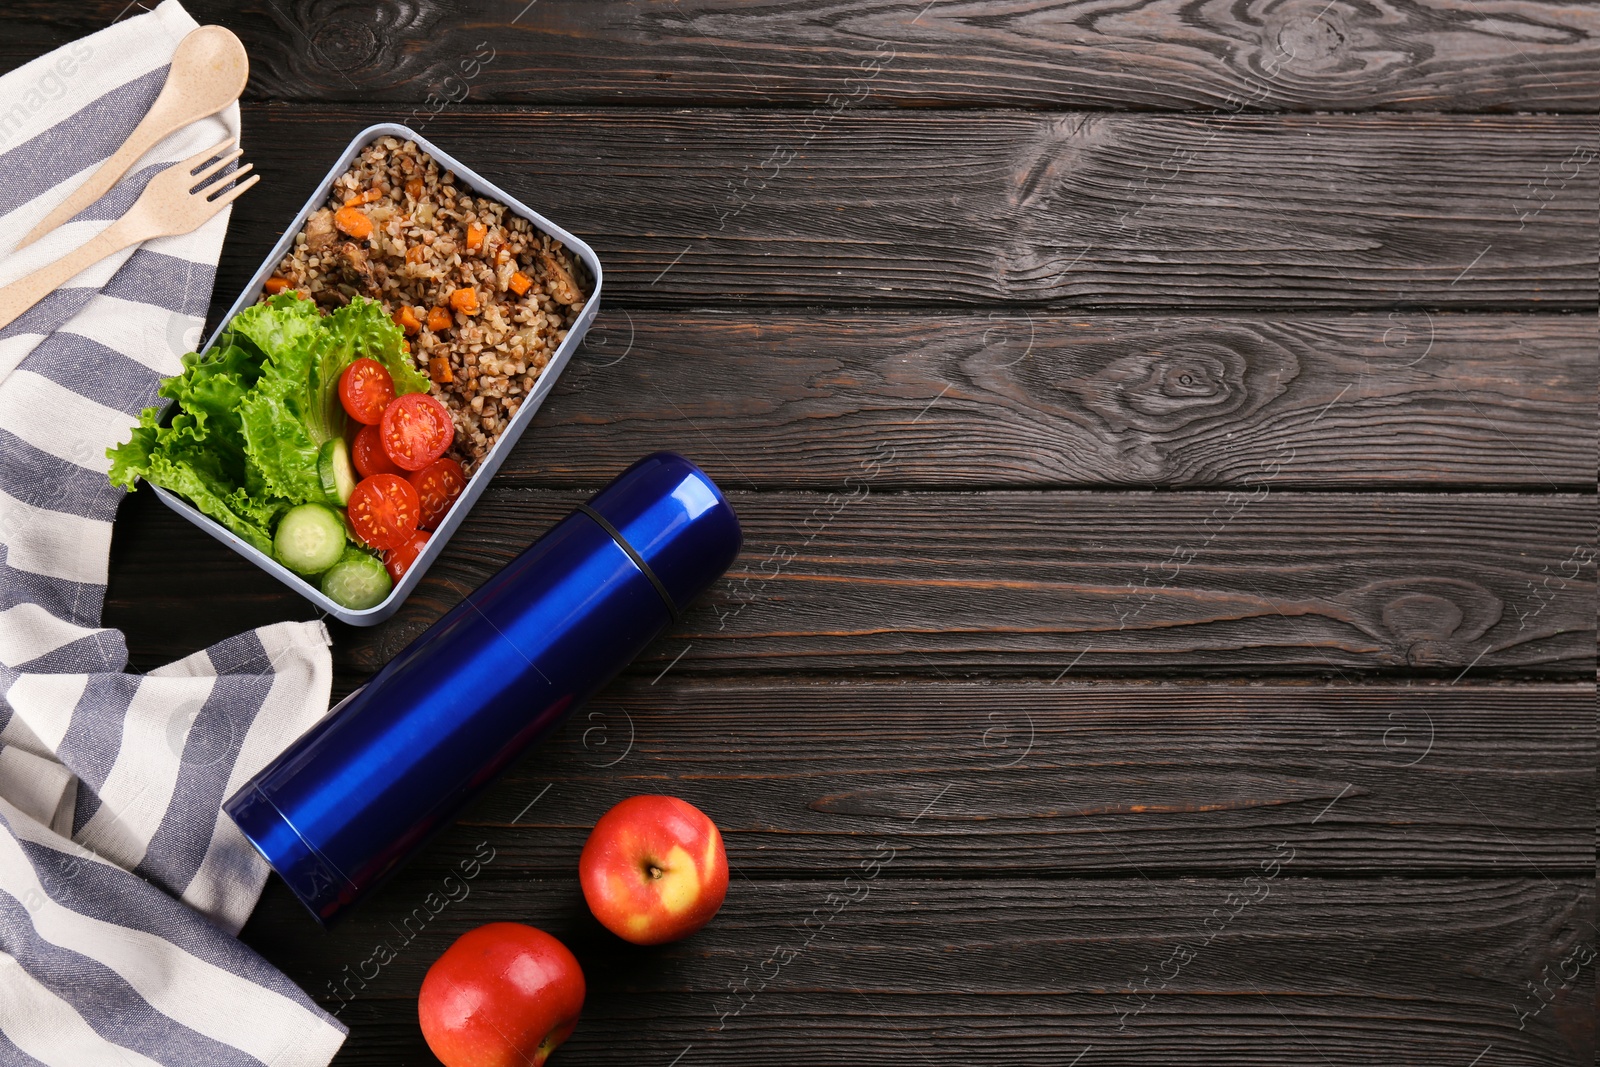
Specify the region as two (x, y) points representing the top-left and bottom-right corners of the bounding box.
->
(0, 4), (348, 1065)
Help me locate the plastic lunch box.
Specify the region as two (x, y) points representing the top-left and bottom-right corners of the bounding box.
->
(152, 123), (603, 626)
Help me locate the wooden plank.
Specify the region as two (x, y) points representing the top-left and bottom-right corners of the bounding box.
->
(318, 991), (1596, 1067)
(241, 873), (1596, 1065)
(6, 1), (1597, 113)
(206, 107), (1599, 310)
(491, 310), (1595, 490)
(104, 490), (1595, 676)
(413, 678), (1592, 875)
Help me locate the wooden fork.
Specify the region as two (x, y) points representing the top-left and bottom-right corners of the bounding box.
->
(0, 138), (257, 331)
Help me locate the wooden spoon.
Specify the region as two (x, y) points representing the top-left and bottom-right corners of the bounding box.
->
(0, 139), (258, 331)
(16, 25), (249, 250)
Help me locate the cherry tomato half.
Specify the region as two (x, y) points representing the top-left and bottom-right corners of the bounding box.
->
(347, 473), (421, 551)
(409, 457), (467, 530)
(384, 530), (431, 582)
(380, 392), (455, 472)
(352, 422), (402, 478)
(339, 358), (397, 425)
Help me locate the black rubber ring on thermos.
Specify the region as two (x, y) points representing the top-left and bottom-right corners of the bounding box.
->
(575, 502), (682, 624)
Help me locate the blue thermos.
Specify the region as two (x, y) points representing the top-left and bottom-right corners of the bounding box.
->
(224, 452), (741, 924)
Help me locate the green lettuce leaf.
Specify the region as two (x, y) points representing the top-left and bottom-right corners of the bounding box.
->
(236, 391), (324, 504)
(108, 342), (286, 552)
(325, 296), (430, 397)
(108, 290), (429, 556)
(232, 293), (335, 471)
(156, 343), (261, 480)
(226, 292), (323, 373)
(233, 296), (430, 503)
(233, 292), (334, 441)
(235, 292), (355, 503)
(108, 399), (286, 555)
(141, 443), (284, 555)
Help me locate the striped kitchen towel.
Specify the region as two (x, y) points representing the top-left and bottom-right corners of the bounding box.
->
(0, 4), (347, 1065)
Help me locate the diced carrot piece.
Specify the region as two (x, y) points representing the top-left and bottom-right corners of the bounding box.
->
(449, 287), (479, 314)
(263, 276), (290, 295)
(507, 271), (532, 296)
(429, 356), (454, 384)
(427, 306), (453, 333)
(343, 188), (382, 208)
(334, 206), (373, 240)
(405, 244), (428, 265)
(406, 177), (424, 199)
(466, 223), (486, 251)
(393, 305), (422, 334)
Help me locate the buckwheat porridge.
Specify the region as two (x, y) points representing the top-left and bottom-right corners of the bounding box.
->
(262, 136), (589, 469)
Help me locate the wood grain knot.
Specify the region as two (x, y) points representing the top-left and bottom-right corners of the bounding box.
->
(293, 1), (432, 82)
(1336, 578), (1504, 667)
(1271, 4), (1350, 71)
(1063, 328), (1298, 438)
(314, 22), (380, 70)
(1231, 0), (1430, 95)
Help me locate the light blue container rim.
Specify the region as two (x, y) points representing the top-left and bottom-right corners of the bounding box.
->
(152, 122), (604, 626)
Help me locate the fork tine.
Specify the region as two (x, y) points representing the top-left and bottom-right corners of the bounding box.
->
(196, 161), (252, 196)
(204, 172), (260, 208)
(197, 163), (253, 200)
(182, 137), (238, 173)
(189, 148), (244, 187)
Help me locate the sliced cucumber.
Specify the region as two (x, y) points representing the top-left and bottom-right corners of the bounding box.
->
(274, 503), (347, 575)
(320, 549), (393, 610)
(317, 437), (357, 506)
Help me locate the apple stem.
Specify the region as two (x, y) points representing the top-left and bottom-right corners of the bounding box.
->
(648, 865), (662, 879)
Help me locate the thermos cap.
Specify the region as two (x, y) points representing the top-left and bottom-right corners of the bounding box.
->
(584, 452), (743, 617)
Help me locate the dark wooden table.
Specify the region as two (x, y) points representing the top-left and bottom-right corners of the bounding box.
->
(8, 1), (1596, 1063)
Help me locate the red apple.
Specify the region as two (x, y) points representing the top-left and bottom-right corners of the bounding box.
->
(579, 795), (729, 945)
(418, 923), (584, 1067)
